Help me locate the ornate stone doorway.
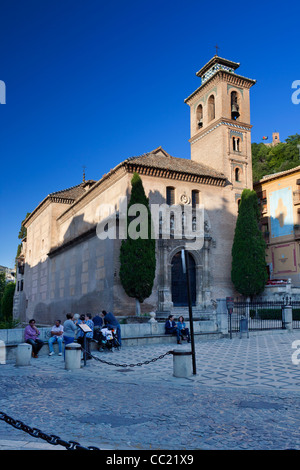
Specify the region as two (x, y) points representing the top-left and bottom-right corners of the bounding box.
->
(171, 251), (196, 306)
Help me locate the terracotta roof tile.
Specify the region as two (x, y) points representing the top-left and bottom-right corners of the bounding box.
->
(127, 150), (226, 180)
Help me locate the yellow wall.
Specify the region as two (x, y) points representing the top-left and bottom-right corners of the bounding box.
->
(255, 168), (300, 283)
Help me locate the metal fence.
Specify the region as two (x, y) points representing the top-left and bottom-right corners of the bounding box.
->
(229, 300), (300, 333)
(291, 301), (300, 329)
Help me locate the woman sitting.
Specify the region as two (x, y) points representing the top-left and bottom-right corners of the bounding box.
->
(177, 316), (190, 343)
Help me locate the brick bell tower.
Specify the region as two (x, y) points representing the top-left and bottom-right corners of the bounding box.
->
(184, 55), (256, 190)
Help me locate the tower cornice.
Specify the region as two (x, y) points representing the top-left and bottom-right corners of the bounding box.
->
(195, 55), (240, 77)
(189, 117), (252, 146)
(184, 70), (256, 105)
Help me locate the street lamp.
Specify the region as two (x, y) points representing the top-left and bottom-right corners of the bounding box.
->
(181, 249), (196, 375)
(226, 296), (234, 339)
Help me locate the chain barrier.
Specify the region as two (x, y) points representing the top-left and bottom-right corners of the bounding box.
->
(0, 411), (101, 450)
(87, 348), (173, 368)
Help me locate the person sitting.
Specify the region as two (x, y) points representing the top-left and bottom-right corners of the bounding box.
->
(63, 313), (78, 358)
(48, 319), (64, 356)
(101, 310), (122, 347)
(164, 315), (181, 344)
(92, 313), (103, 341)
(177, 316), (190, 343)
(24, 319), (44, 358)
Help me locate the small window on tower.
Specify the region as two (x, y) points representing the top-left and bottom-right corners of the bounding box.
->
(233, 137), (241, 152)
(235, 168), (240, 182)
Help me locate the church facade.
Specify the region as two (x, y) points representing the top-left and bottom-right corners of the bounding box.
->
(14, 55), (256, 324)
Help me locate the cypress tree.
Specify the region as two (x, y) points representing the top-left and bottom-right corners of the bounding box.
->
(119, 173), (156, 315)
(231, 189), (267, 298)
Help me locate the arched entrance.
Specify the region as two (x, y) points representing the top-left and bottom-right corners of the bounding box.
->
(171, 252), (196, 306)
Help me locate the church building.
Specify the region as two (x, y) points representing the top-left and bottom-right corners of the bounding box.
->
(14, 55), (256, 324)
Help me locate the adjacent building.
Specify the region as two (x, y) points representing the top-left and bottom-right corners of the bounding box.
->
(0, 265), (16, 283)
(254, 165), (300, 287)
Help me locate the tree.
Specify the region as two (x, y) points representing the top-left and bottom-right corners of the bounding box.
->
(0, 272), (6, 318)
(119, 173), (156, 315)
(15, 212), (31, 267)
(0, 282), (16, 323)
(231, 189), (267, 298)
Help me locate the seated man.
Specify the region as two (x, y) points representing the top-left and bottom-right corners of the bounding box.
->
(24, 319), (44, 358)
(165, 315), (182, 344)
(48, 320), (64, 356)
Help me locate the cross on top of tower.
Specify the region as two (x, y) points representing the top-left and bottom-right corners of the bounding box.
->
(215, 44), (219, 56)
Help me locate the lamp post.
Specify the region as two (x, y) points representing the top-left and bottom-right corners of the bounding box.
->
(182, 249), (196, 375)
(226, 296), (234, 339)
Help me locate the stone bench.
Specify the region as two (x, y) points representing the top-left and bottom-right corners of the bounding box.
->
(3, 331), (224, 361)
(0, 319), (222, 361)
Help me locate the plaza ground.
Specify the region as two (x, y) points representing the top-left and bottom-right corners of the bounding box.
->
(0, 330), (300, 450)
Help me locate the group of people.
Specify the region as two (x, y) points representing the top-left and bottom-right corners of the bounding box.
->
(24, 311), (189, 357)
(165, 315), (191, 344)
(24, 310), (121, 359)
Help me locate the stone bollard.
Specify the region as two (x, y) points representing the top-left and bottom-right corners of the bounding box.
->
(172, 349), (192, 378)
(16, 343), (32, 366)
(0, 340), (6, 365)
(282, 305), (293, 331)
(216, 298), (229, 335)
(65, 343), (81, 370)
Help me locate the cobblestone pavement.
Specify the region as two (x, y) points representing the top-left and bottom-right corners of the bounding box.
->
(0, 330), (300, 450)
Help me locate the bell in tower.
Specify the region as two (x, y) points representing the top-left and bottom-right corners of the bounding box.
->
(231, 91), (240, 120)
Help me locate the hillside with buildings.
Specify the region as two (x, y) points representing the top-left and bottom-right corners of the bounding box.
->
(252, 133), (300, 182)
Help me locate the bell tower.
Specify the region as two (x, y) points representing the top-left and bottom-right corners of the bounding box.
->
(184, 55), (256, 189)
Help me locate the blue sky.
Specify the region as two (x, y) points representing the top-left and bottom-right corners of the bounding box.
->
(0, 0), (299, 269)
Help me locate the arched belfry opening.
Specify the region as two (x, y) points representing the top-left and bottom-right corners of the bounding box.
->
(208, 95), (215, 121)
(231, 91), (240, 120)
(196, 104), (203, 129)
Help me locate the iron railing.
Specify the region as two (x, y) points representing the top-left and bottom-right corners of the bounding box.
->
(291, 301), (300, 329)
(229, 299), (300, 333)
